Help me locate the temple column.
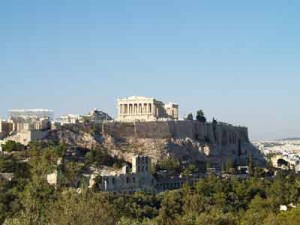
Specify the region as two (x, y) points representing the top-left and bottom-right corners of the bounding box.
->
(152, 104), (155, 116)
(134, 104), (137, 115)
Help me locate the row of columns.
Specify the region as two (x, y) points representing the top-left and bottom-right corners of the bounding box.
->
(119, 103), (155, 115)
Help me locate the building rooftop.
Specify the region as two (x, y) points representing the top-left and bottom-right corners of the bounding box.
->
(118, 96), (155, 101)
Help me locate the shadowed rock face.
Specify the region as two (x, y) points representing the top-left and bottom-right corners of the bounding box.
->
(103, 136), (265, 168)
(44, 121), (266, 167)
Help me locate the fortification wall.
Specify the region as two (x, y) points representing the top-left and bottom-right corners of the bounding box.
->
(135, 121), (170, 139)
(103, 122), (136, 137)
(103, 121), (250, 145)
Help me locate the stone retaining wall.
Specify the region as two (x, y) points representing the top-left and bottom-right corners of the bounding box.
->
(103, 121), (249, 145)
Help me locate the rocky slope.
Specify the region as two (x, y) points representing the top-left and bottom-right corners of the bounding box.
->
(44, 121), (266, 167)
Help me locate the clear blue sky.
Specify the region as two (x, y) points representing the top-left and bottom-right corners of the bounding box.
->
(1, 0), (299, 140)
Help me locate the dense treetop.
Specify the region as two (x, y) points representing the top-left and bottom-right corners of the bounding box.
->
(0, 141), (299, 225)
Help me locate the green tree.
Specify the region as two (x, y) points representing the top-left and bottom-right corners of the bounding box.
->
(225, 158), (235, 174)
(196, 110), (206, 123)
(186, 113), (193, 121)
(46, 190), (117, 225)
(85, 146), (122, 167)
(28, 146), (60, 177)
(248, 153), (254, 176)
(157, 158), (181, 176)
(62, 161), (83, 186)
(241, 195), (273, 225)
(194, 210), (238, 225)
(1, 141), (25, 152)
(206, 158), (212, 171)
(117, 217), (143, 225)
(0, 179), (22, 224)
(3, 174), (56, 225)
(269, 205), (300, 225)
(182, 164), (198, 177)
(157, 190), (183, 225)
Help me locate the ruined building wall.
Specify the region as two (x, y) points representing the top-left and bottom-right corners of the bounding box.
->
(103, 121), (250, 145)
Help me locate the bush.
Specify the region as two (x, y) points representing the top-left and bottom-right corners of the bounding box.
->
(1, 141), (25, 152)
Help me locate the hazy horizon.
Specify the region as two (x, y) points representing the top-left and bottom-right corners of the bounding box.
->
(1, 0), (299, 141)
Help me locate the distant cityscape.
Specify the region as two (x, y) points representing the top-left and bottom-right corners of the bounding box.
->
(254, 139), (300, 172)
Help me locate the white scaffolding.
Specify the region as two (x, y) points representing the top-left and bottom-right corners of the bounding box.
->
(8, 109), (54, 121)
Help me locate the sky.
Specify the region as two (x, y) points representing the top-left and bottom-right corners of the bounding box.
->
(0, 0), (299, 140)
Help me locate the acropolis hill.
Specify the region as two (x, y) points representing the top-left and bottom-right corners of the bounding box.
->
(1, 96), (266, 167)
(46, 120), (265, 169)
(108, 120), (264, 165)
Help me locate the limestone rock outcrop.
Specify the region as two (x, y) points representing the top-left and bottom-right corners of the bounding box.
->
(44, 121), (265, 167)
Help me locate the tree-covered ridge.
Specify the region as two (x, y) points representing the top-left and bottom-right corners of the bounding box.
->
(0, 142), (299, 225)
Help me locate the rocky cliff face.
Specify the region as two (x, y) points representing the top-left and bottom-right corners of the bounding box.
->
(46, 125), (100, 149)
(102, 136), (264, 167)
(45, 121), (265, 167)
(103, 121), (250, 145)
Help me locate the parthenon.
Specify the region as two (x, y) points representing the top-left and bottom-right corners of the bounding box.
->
(116, 96), (178, 122)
